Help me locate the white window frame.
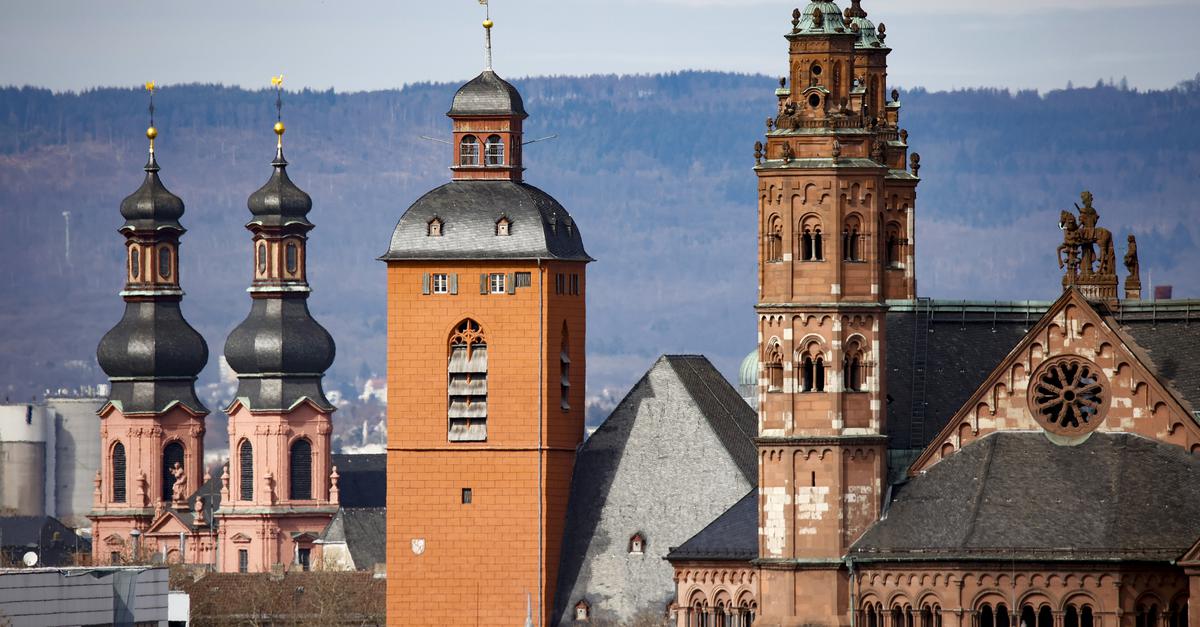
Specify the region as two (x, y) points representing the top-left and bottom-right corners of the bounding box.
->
(489, 273), (506, 294)
(432, 273), (449, 294)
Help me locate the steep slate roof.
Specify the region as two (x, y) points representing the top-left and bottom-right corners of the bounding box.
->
(1119, 319), (1200, 412)
(320, 508), (386, 571)
(667, 356), (759, 482)
(851, 431), (1200, 562)
(448, 70), (527, 118)
(666, 490), (757, 562)
(381, 181), (592, 262)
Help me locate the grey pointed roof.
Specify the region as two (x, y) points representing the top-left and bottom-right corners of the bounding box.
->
(448, 70), (527, 117)
(381, 180), (591, 262)
(118, 154), (185, 232)
(851, 431), (1200, 562)
(246, 151), (314, 229)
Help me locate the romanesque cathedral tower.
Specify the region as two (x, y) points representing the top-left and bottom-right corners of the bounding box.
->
(755, 1), (918, 622)
(219, 103), (339, 573)
(93, 114), (210, 563)
(383, 18), (591, 625)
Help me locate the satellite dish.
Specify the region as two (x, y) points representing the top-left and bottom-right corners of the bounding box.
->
(22, 551), (38, 567)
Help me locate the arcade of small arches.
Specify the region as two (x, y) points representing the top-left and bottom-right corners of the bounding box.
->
(856, 593), (1188, 627)
(762, 211), (905, 267)
(763, 335), (870, 394)
(682, 589), (758, 627)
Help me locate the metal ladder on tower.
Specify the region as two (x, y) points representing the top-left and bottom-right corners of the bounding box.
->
(908, 297), (933, 449)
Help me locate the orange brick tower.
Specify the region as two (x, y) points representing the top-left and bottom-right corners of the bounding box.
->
(754, 2), (919, 624)
(92, 93), (210, 563)
(217, 86), (339, 573)
(382, 17), (591, 626)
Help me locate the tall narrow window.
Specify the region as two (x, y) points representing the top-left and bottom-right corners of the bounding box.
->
(162, 441), (184, 502)
(842, 216), (861, 261)
(239, 440), (254, 501)
(130, 247), (141, 280)
(766, 215), (783, 263)
(238, 549), (249, 573)
(766, 344), (783, 392)
(285, 242), (299, 275)
(158, 246), (172, 279)
(561, 323), (571, 411)
(257, 242), (267, 274)
(813, 228), (824, 260)
(448, 319), (488, 441)
(485, 135), (505, 166)
(289, 438), (313, 500)
(112, 442), (127, 503)
(801, 229), (814, 261)
(843, 340), (865, 391)
(459, 135), (480, 166)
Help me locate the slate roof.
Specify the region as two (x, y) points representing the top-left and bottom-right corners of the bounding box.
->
(667, 356), (759, 482)
(665, 490), (757, 562)
(448, 70), (527, 118)
(224, 298), (336, 412)
(97, 301), (209, 415)
(851, 431), (1200, 562)
(246, 151), (314, 229)
(1119, 319), (1200, 412)
(382, 181), (592, 262)
(118, 154), (185, 233)
(320, 508), (386, 571)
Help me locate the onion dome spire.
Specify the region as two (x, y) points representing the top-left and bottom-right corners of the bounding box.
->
(224, 75), (336, 412)
(97, 82), (209, 415)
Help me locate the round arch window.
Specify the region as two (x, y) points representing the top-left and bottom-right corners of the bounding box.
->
(285, 242), (299, 275)
(157, 246), (172, 279)
(1029, 355), (1109, 439)
(130, 247), (141, 280)
(808, 94), (822, 108)
(810, 63), (823, 77)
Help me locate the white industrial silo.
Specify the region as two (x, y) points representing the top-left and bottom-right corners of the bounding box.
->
(0, 403), (52, 517)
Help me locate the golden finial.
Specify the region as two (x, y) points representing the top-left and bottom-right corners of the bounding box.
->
(479, 0), (494, 70)
(272, 74), (285, 150)
(145, 81), (157, 153)
(483, 18), (494, 29)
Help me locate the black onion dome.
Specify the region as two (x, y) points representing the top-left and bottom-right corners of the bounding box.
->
(119, 154), (185, 232)
(96, 301), (209, 414)
(448, 70), (527, 118)
(223, 298), (336, 411)
(246, 152), (314, 228)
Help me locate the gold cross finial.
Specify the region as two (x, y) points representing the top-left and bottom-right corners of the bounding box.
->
(144, 81), (157, 152)
(272, 74), (285, 151)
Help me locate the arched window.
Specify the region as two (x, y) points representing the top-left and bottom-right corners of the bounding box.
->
(257, 242), (268, 274)
(1081, 605), (1095, 627)
(1167, 602), (1185, 627)
(560, 323), (571, 411)
(812, 227), (824, 260)
(111, 442), (126, 503)
(239, 440), (254, 501)
(289, 438), (313, 500)
(766, 215), (783, 263)
(485, 135), (505, 166)
(129, 247), (140, 280)
(842, 216), (862, 261)
(285, 241), (299, 275)
(885, 223), (902, 266)
(843, 339), (865, 392)
(449, 319), (488, 441)
(1039, 605), (1053, 627)
(766, 343), (784, 392)
(996, 603), (1011, 627)
(459, 135), (480, 166)
(162, 441), (184, 502)
(157, 246), (172, 279)
(800, 216), (823, 261)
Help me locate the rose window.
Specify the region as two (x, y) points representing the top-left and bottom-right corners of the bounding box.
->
(1029, 356), (1109, 437)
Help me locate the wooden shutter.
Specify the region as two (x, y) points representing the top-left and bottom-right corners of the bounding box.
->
(289, 439), (313, 500)
(480, 274), (488, 294)
(450, 273), (459, 295)
(422, 273), (430, 295)
(507, 273), (516, 294)
(239, 441), (254, 501)
(112, 443), (126, 503)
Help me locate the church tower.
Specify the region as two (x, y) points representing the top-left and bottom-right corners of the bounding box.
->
(218, 87), (339, 573)
(754, 2), (918, 624)
(92, 94), (210, 563)
(383, 17), (591, 626)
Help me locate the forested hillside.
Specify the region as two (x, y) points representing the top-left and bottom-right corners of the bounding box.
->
(2, 72), (1198, 427)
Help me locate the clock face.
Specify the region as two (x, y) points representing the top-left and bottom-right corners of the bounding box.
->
(1030, 355), (1109, 438)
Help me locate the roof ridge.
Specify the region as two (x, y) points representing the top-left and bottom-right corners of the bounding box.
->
(959, 433), (999, 549)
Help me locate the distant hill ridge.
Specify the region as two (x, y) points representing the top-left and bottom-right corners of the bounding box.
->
(1, 71), (1199, 437)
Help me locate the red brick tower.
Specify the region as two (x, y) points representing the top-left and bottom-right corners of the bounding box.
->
(92, 100), (210, 563)
(754, 2), (918, 624)
(382, 17), (591, 626)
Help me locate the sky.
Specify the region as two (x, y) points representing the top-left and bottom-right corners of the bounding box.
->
(2, 0), (1198, 94)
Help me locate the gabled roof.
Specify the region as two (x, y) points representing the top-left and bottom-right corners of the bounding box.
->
(665, 355), (759, 482)
(666, 490), (757, 562)
(851, 431), (1200, 562)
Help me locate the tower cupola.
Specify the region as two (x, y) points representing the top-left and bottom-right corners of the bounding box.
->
(448, 18), (527, 182)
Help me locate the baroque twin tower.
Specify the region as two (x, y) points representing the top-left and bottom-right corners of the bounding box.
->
(90, 99), (338, 572)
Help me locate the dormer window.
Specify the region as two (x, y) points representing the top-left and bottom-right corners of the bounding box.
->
(496, 216), (511, 236)
(459, 135), (480, 166)
(428, 217), (444, 237)
(628, 533), (644, 554)
(575, 600), (590, 622)
(485, 135), (505, 166)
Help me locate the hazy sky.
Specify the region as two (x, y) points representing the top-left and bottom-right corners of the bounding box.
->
(3, 0), (1198, 93)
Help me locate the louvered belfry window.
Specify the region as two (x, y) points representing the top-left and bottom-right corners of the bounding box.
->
(162, 441), (184, 502)
(112, 442), (127, 503)
(289, 438), (313, 500)
(448, 319), (488, 441)
(561, 322), (571, 411)
(239, 440), (254, 501)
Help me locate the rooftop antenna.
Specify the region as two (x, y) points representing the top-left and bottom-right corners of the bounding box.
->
(480, 0), (494, 71)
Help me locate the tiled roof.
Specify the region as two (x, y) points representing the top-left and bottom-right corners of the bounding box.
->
(851, 431), (1200, 562)
(665, 490), (757, 561)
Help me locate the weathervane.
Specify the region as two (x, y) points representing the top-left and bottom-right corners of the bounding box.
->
(271, 74), (285, 152)
(480, 0), (494, 71)
(144, 81), (157, 153)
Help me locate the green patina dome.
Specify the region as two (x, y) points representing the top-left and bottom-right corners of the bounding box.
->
(738, 349), (760, 388)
